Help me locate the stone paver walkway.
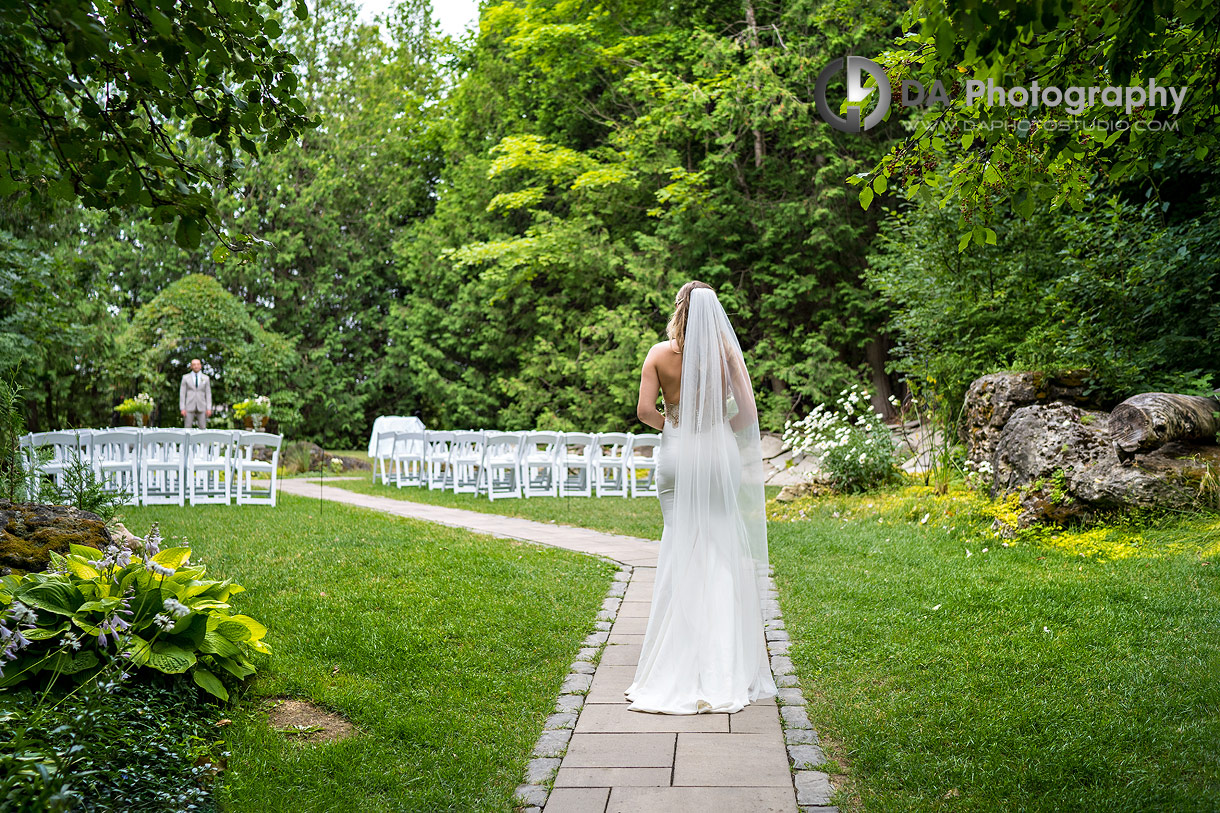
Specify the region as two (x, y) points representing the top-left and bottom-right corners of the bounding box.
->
(278, 479), (837, 813)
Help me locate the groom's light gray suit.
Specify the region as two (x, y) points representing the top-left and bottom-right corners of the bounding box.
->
(180, 370), (212, 429)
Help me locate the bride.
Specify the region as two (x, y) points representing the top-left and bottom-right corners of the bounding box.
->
(624, 281), (778, 714)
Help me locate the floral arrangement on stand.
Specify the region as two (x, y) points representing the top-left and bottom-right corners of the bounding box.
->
(782, 384), (900, 493)
(114, 393), (155, 427)
(231, 395), (271, 432)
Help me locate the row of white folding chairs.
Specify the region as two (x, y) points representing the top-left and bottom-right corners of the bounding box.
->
(373, 431), (661, 500)
(19, 429), (282, 507)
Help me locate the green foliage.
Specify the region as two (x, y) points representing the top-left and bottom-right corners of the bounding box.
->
(867, 182), (1220, 408)
(0, 0), (317, 251)
(0, 527), (269, 700)
(390, 0), (908, 433)
(36, 455), (128, 526)
(853, 0), (1220, 247)
(0, 216), (120, 431)
(117, 274), (294, 423)
(782, 385), (900, 492)
(0, 677), (224, 811)
(0, 374), (35, 503)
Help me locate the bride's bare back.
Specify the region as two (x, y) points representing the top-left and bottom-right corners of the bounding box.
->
(636, 340), (682, 430)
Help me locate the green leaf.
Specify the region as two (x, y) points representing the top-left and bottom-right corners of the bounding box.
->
(50, 649), (99, 675)
(69, 544), (103, 561)
(148, 641), (196, 674)
(216, 620), (252, 642)
(64, 557), (100, 581)
(19, 581), (83, 616)
(984, 228), (997, 245)
(152, 547), (192, 571)
(200, 630), (242, 658)
(23, 623), (69, 640)
(192, 667), (229, 700)
(872, 174), (887, 194)
(294, 0), (310, 20)
(213, 655), (256, 679)
(860, 187), (874, 211)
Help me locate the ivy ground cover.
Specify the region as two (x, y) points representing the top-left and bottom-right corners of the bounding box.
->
(121, 494), (616, 811)
(768, 482), (1220, 811)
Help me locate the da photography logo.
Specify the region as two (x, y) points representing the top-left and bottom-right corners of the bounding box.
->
(814, 54), (1190, 134)
(815, 56), (890, 133)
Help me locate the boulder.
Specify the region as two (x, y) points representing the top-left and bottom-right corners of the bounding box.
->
(0, 500), (114, 574)
(964, 370), (1114, 469)
(990, 402), (1220, 527)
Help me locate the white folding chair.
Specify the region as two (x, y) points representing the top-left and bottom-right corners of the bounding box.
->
(90, 429), (141, 506)
(393, 431), (427, 488)
(187, 430), (237, 505)
(557, 432), (594, 498)
(424, 431), (455, 490)
(373, 430), (397, 484)
(139, 431), (187, 506)
(593, 432), (631, 498)
(450, 431), (485, 494)
(235, 432), (282, 506)
(480, 433), (523, 500)
(17, 434), (40, 500)
(627, 434), (661, 498)
(27, 431), (85, 494)
(520, 432), (561, 498)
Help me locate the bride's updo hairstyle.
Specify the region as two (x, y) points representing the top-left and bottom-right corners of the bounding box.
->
(666, 280), (714, 353)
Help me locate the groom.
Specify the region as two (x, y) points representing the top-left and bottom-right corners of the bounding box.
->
(179, 358), (213, 429)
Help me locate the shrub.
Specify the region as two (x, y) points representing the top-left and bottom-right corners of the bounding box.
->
(0, 523), (269, 701)
(782, 384), (899, 493)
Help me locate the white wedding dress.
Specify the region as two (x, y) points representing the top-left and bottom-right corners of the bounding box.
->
(624, 288), (778, 714)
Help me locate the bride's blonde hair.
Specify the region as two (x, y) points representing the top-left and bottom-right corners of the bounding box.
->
(666, 280), (714, 353)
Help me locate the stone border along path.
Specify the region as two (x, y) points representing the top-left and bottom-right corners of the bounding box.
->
(279, 479), (840, 813)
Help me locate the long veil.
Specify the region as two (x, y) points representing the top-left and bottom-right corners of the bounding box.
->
(625, 287), (773, 713)
(671, 288), (770, 599)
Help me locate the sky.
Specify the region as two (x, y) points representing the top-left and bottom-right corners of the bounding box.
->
(356, 0), (480, 38)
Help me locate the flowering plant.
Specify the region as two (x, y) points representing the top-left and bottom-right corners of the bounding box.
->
(231, 395), (271, 418)
(114, 393), (155, 415)
(782, 384), (899, 493)
(0, 524), (268, 700)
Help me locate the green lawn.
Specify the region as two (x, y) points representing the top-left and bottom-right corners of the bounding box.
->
(768, 483), (1220, 812)
(119, 494), (616, 812)
(323, 475), (669, 539)
(321, 475), (783, 540)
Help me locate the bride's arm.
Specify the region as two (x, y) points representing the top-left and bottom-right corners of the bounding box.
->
(635, 347), (666, 431)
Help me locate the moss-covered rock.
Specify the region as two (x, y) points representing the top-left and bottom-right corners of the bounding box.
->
(0, 500), (113, 574)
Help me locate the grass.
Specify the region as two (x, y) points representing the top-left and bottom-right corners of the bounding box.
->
(321, 474), (784, 540)
(322, 475), (668, 539)
(767, 479), (1220, 812)
(119, 494), (616, 812)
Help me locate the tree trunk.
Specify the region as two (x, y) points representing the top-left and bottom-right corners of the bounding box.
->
(1109, 391), (1220, 462)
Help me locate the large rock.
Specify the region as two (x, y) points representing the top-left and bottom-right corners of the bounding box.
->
(964, 370), (1114, 469)
(990, 402), (1220, 527)
(0, 501), (114, 574)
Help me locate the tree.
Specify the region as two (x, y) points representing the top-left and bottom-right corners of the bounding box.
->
(0, 0), (317, 251)
(117, 274), (295, 424)
(852, 0), (1220, 248)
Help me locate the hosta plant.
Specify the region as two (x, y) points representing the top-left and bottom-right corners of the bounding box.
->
(0, 524), (268, 701)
